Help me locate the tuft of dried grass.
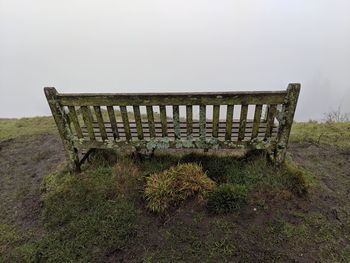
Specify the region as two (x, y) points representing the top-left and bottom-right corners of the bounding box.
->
(144, 163), (216, 213)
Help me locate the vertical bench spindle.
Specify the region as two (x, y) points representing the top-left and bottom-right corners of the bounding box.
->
(225, 105), (234, 140)
(212, 105), (220, 138)
(238, 104), (248, 141)
(67, 106), (83, 138)
(199, 105), (206, 140)
(107, 106), (119, 140)
(186, 105), (193, 137)
(120, 106), (131, 141)
(93, 106), (108, 141)
(146, 106), (156, 138)
(252, 104), (262, 139)
(265, 104), (277, 139)
(133, 105), (144, 140)
(173, 105), (180, 140)
(81, 106), (95, 141)
(159, 105), (168, 137)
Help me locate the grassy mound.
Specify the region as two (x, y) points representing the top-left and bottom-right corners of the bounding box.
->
(35, 160), (141, 262)
(144, 163), (216, 213)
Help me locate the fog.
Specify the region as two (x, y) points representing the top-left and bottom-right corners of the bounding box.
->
(1, 0), (349, 120)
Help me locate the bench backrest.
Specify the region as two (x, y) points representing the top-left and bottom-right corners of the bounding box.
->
(44, 84), (300, 159)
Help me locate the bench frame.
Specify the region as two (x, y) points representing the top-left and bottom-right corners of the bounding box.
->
(44, 83), (300, 172)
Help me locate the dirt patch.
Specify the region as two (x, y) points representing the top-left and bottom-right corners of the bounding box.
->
(289, 142), (350, 217)
(0, 134), (65, 228)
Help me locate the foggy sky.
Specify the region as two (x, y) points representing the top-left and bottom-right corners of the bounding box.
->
(1, 0), (350, 120)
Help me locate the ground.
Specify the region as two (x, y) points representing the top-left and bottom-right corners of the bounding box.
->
(0, 117), (350, 262)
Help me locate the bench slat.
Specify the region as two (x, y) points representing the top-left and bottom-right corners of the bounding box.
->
(173, 105), (180, 140)
(186, 105), (193, 137)
(87, 120), (271, 129)
(146, 106), (156, 138)
(81, 106), (95, 141)
(252, 104), (262, 139)
(93, 106), (108, 141)
(199, 105), (206, 140)
(212, 105), (220, 138)
(238, 104), (248, 141)
(107, 106), (119, 140)
(58, 91), (287, 106)
(120, 106), (131, 141)
(67, 106), (83, 138)
(133, 105), (144, 140)
(159, 105), (168, 137)
(225, 105), (234, 140)
(265, 104), (277, 139)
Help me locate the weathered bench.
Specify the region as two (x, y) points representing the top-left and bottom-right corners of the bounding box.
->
(44, 83), (300, 171)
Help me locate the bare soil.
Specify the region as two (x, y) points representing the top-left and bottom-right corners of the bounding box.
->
(0, 134), (64, 229)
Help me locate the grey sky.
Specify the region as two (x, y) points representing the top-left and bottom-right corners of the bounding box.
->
(1, 0), (349, 120)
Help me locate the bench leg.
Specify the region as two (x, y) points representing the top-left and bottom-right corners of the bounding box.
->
(67, 147), (81, 173)
(274, 147), (287, 166)
(132, 147), (143, 161)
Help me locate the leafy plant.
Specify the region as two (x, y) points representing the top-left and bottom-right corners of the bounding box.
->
(207, 184), (248, 214)
(144, 163), (216, 213)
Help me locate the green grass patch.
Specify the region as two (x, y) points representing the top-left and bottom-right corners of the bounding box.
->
(207, 184), (248, 214)
(1, 162), (140, 262)
(291, 121), (350, 148)
(0, 117), (57, 140)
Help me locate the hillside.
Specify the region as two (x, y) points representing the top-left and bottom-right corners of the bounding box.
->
(0, 117), (350, 262)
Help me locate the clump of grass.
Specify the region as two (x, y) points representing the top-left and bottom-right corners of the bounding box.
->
(144, 163), (216, 213)
(207, 184), (248, 214)
(284, 160), (312, 197)
(109, 159), (142, 200)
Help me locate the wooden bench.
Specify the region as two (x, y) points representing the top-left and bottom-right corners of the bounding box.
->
(44, 83), (300, 171)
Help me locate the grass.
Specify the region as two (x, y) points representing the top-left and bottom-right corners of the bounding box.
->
(144, 163), (215, 213)
(1, 149), (315, 262)
(0, 117), (57, 140)
(207, 184), (248, 214)
(2, 165), (140, 262)
(1, 116), (350, 262)
(290, 121), (350, 148)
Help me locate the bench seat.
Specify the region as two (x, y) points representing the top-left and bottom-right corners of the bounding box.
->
(80, 120), (278, 141)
